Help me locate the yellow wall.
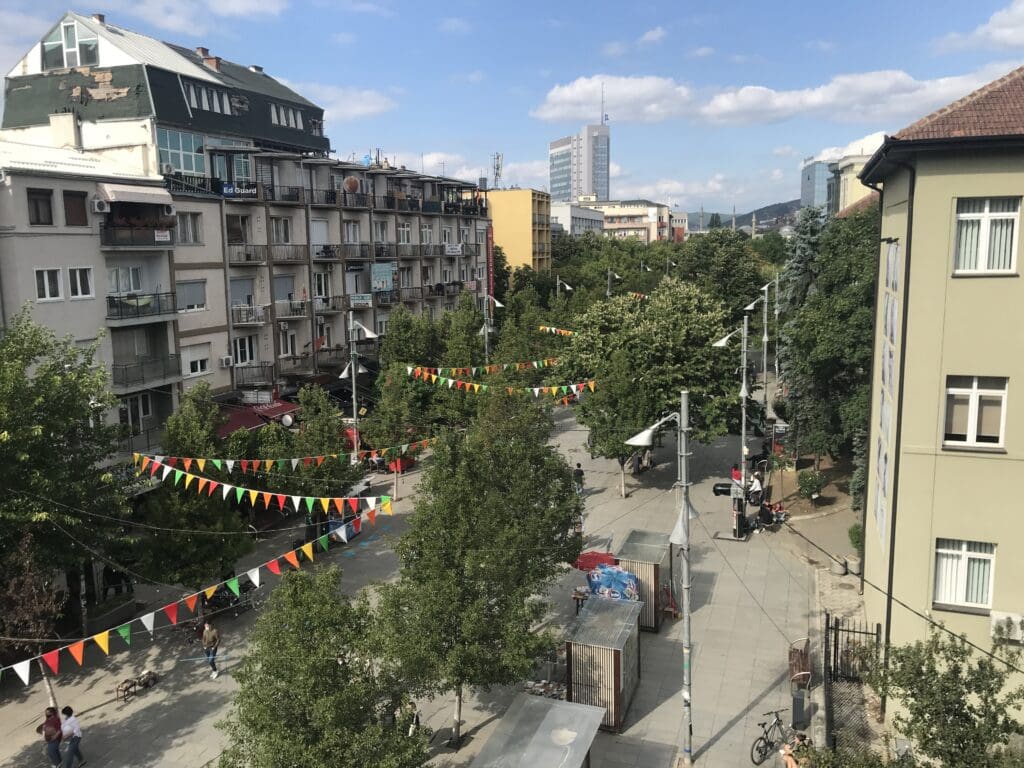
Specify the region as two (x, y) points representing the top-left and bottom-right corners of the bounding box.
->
(488, 189), (551, 272)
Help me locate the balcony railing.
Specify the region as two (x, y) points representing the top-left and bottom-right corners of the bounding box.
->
(375, 243), (396, 259)
(234, 362), (274, 387)
(100, 225), (175, 248)
(397, 244), (419, 259)
(279, 354), (315, 373)
(444, 282), (461, 295)
(116, 426), (165, 456)
(422, 200), (442, 215)
(274, 299), (308, 319)
(270, 244), (307, 263)
(342, 243), (371, 260)
(106, 292), (177, 321)
(312, 244), (343, 261)
(374, 196), (396, 210)
(374, 290), (398, 306)
(264, 185), (303, 203)
(403, 198), (422, 212)
(314, 295), (346, 314)
(315, 347), (347, 368)
(231, 304), (266, 325)
(421, 244), (445, 256)
(424, 284), (446, 298)
(309, 189), (339, 205)
(400, 286), (422, 301)
(112, 355), (180, 389)
(227, 243), (267, 265)
(165, 173), (219, 196)
(341, 192), (371, 208)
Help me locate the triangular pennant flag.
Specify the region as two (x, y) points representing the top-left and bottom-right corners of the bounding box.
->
(211, 459), (222, 471)
(473, 383), (481, 393)
(182, 457), (192, 472)
(133, 452), (141, 466)
(13, 659), (31, 685)
(301, 542), (313, 561)
(197, 458), (206, 473)
(352, 516), (362, 534)
(318, 534), (330, 552)
(140, 456), (151, 472)
(173, 469), (183, 485)
(292, 495), (302, 512)
(367, 508), (377, 526)
(291, 458), (300, 470)
(284, 550), (300, 569)
(336, 524), (349, 544)
(149, 459), (161, 476)
(205, 585), (218, 599)
(116, 623), (131, 646)
(226, 577), (240, 597)
(407, 366), (413, 375)
(266, 558), (281, 575)
(319, 497), (331, 512)
(92, 631), (110, 655)
(246, 567), (261, 588)
(333, 497), (346, 513)
(68, 640), (85, 666)
(532, 387), (541, 398)
(197, 477), (209, 495)
(225, 459), (235, 473)
(41, 649), (60, 675)
(561, 385), (569, 395)
(240, 460), (250, 474)
(140, 612), (155, 636)
(184, 594), (199, 613)
(276, 494), (287, 510)
(162, 465), (173, 481)
(588, 380), (596, 392)
(208, 480), (220, 496)
(183, 473), (195, 489)
(248, 489), (259, 506)
(430, 374), (438, 383)
(348, 497), (359, 513)
(261, 491), (272, 509)
(167, 457), (179, 467)
(382, 499), (394, 516)
(365, 496), (378, 510)
(303, 456), (312, 467)
(315, 455), (324, 467)
(277, 459), (287, 471)
(162, 602), (179, 625)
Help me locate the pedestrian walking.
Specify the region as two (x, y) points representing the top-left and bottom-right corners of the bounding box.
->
(572, 463), (584, 496)
(202, 620), (221, 679)
(60, 706), (86, 768)
(35, 706), (62, 767)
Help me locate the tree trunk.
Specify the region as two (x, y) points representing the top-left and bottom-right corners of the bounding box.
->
(393, 468), (399, 502)
(452, 684), (463, 747)
(37, 656), (58, 710)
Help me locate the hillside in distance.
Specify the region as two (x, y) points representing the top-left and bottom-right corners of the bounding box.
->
(687, 198), (800, 229)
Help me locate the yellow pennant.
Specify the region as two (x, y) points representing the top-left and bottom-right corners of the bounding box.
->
(320, 497), (331, 512)
(382, 500), (394, 516)
(205, 585), (217, 599)
(301, 542), (314, 561)
(92, 631), (110, 655)
(184, 473), (195, 489)
(197, 458), (206, 473)
(248, 489), (259, 506)
(132, 452), (140, 466)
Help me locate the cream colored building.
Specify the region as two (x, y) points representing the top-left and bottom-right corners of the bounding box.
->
(487, 188), (551, 271)
(577, 196), (671, 244)
(861, 66), (1024, 698)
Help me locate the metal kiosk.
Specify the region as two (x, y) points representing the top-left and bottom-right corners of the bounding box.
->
(566, 597), (643, 732)
(469, 694), (606, 768)
(615, 529), (671, 631)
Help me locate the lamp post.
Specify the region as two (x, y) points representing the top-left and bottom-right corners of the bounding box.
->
(606, 267), (621, 298)
(665, 259), (677, 276)
(774, 271), (780, 382)
(480, 294), (504, 364)
(713, 314), (750, 539)
(640, 260), (652, 273)
(626, 391), (697, 766)
(342, 310), (376, 463)
(556, 276), (573, 299)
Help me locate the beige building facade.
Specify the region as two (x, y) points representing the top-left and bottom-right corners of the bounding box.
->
(487, 188), (551, 271)
(577, 197), (671, 244)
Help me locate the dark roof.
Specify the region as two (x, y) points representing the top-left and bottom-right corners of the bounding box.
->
(2, 65), (151, 129)
(894, 65), (1024, 141)
(835, 191), (879, 219)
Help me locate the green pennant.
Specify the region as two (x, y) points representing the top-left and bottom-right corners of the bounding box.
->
(277, 459), (287, 471)
(226, 577), (240, 597)
(561, 385), (569, 394)
(174, 469), (183, 485)
(305, 496), (315, 513)
(318, 534), (330, 552)
(235, 486), (245, 504)
(116, 623), (131, 646)
(381, 495), (391, 505)
(211, 459), (222, 471)
(481, 384), (489, 391)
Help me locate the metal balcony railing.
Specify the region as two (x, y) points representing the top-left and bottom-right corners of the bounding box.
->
(315, 347), (347, 368)
(424, 284), (445, 298)
(309, 189), (339, 205)
(444, 282), (461, 295)
(400, 286), (422, 301)
(421, 244), (445, 256)
(342, 243), (371, 260)
(314, 295), (346, 314)
(116, 426), (166, 455)
(374, 196), (397, 210)
(231, 304), (266, 325)
(106, 292), (177, 321)
(234, 362), (274, 387)
(270, 243), (307, 263)
(100, 225), (175, 247)
(264, 185), (303, 203)
(164, 173), (219, 196)
(112, 355), (180, 388)
(405, 198), (422, 212)
(274, 300), (308, 318)
(375, 243), (395, 259)
(227, 243), (267, 265)
(341, 192), (371, 208)
(374, 290), (397, 306)
(397, 244), (418, 259)
(422, 200), (442, 214)
(312, 244), (343, 261)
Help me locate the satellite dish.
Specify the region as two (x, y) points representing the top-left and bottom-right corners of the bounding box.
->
(343, 176), (359, 193)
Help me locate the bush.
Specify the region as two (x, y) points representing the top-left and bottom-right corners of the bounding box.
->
(848, 523), (864, 557)
(797, 470), (824, 500)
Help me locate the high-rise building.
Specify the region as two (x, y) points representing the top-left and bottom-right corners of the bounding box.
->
(487, 189), (551, 271)
(548, 124), (610, 202)
(800, 159), (830, 209)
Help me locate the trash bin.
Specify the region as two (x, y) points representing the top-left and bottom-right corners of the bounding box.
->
(791, 688), (807, 729)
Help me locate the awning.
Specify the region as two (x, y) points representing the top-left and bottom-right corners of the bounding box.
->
(96, 182), (173, 206)
(216, 400), (299, 438)
(574, 551), (617, 571)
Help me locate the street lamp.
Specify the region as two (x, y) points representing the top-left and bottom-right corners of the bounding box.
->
(745, 283), (772, 411)
(665, 259), (677, 276)
(481, 294), (503, 364)
(606, 268), (622, 298)
(640, 260), (652, 273)
(626, 391), (698, 766)
(713, 313), (751, 539)
(556, 275), (574, 299)
(342, 311), (377, 463)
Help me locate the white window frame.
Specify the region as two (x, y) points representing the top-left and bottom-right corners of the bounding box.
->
(953, 197), (1020, 275)
(68, 267), (93, 299)
(943, 376), (1008, 448)
(441, 227), (453, 244)
(107, 266), (143, 295)
(420, 225), (433, 244)
(176, 212), (202, 245)
(270, 104), (279, 125)
(271, 217), (292, 244)
(182, 343), (212, 378)
(278, 329), (297, 358)
(373, 220), (388, 242)
(35, 268), (62, 301)
(376, 318), (389, 335)
(397, 222), (411, 244)
(343, 221), (360, 243)
(233, 335), (257, 365)
(933, 538), (996, 610)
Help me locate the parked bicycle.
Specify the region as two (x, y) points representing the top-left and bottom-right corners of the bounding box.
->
(750, 709), (810, 765)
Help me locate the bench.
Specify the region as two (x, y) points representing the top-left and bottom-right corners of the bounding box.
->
(116, 669), (159, 703)
(789, 637), (811, 690)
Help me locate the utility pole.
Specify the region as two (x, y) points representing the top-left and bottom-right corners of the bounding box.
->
(348, 310), (360, 456)
(762, 283), (769, 412)
(483, 298), (492, 365)
(738, 313), (750, 539)
(677, 390), (695, 766)
(774, 271), (780, 382)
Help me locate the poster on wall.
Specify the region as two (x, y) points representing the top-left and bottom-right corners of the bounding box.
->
(371, 263), (394, 291)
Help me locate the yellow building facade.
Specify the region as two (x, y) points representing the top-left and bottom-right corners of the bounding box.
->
(486, 189), (551, 272)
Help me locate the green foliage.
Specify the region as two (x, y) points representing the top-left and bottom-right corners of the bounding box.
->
(218, 566), (428, 768)
(430, 293), (485, 428)
(363, 362), (429, 449)
(0, 534), (66, 657)
(708, 212), (723, 229)
(752, 230), (788, 266)
(677, 229), (768, 322)
(491, 244), (511, 303)
(797, 470), (823, 499)
(848, 523), (864, 556)
(803, 745), (917, 768)
(379, 303), (438, 369)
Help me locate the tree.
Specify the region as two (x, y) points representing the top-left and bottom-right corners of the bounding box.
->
(376, 393), (582, 745)
(491, 244), (511, 303)
(430, 293), (485, 428)
(362, 362), (429, 450)
(780, 206), (825, 316)
(218, 566), (428, 768)
(677, 229), (768, 322)
(708, 212), (723, 229)
(752, 230), (788, 266)
(379, 304), (437, 369)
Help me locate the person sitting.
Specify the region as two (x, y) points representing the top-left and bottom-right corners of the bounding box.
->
(747, 472), (763, 505)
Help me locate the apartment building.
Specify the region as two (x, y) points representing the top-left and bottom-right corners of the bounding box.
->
(549, 202), (603, 236)
(0, 12), (489, 453)
(549, 123), (611, 202)
(860, 66), (1024, 684)
(578, 197), (672, 244)
(487, 189), (551, 271)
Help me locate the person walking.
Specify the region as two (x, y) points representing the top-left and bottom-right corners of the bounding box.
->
(572, 463), (584, 496)
(60, 706), (85, 768)
(202, 620), (221, 679)
(35, 706), (62, 767)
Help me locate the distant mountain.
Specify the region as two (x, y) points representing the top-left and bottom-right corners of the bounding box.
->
(686, 199), (800, 230)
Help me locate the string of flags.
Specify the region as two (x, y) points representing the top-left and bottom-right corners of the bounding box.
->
(0, 528), (367, 687)
(407, 367), (594, 404)
(415, 358), (559, 377)
(132, 438), (434, 476)
(538, 325), (575, 336)
(629, 292), (648, 300)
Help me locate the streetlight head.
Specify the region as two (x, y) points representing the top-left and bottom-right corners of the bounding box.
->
(353, 320), (378, 339)
(491, 296), (505, 308)
(762, 282), (771, 292)
(613, 272), (622, 280)
(743, 298), (760, 312)
(712, 329), (738, 348)
(625, 426), (655, 447)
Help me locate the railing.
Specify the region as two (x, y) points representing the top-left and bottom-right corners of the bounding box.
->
(165, 173), (219, 196)
(354, 338), (377, 353)
(462, 201), (487, 217)
(112, 355), (180, 388)
(404, 198), (422, 212)
(421, 244), (445, 256)
(375, 243), (395, 259)
(397, 244), (419, 259)
(342, 243), (371, 260)
(312, 244), (343, 261)
(269, 244), (307, 263)
(106, 292), (177, 321)
(374, 196), (396, 210)
(444, 282), (461, 295)
(279, 354), (314, 373)
(234, 362), (274, 387)
(400, 286), (422, 301)
(422, 200), (442, 215)
(264, 185), (303, 203)
(100, 225), (175, 247)
(274, 300), (308, 318)
(341, 192), (371, 208)
(315, 347), (347, 368)
(116, 425), (165, 455)
(231, 304), (266, 325)
(374, 290), (398, 306)
(424, 284), (445, 298)
(227, 243), (267, 265)
(314, 295), (346, 314)
(308, 189), (339, 205)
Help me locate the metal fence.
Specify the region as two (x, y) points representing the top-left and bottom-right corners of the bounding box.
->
(822, 612), (880, 750)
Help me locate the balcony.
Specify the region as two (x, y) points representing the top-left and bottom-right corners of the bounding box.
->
(315, 347), (347, 369)
(309, 189), (339, 206)
(264, 185), (303, 204)
(312, 244), (343, 262)
(421, 244), (445, 256)
(227, 243), (267, 266)
(397, 244), (419, 259)
(375, 243), (396, 259)
(314, 295), (346, 314)
(274, 299), (308, 319)
(400, 286), (422, 302)
(342, 243), (371, 260)
(374, 195), (397, 211)
(234, 362), (275, 387)
(116, 425), (165, 457)
(401, 198), (422, 213)
(374, 289), (398, 306)
(444, 282), (461, 296)
(270, 244), (307, 263)
(422, 200), (442, 215)
(105, 292), (177, 324)
(100, 225), (175, 248)
(112, 355), (180, 392)
(231, 304), (267, 326)
(424, 284), (445, 299)
(340, 192), (371, 208)
(165, 173), (219, 196)
(279, 354), (315, 375)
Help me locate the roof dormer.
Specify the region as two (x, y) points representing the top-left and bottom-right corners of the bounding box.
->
(41, 17), (99, 70)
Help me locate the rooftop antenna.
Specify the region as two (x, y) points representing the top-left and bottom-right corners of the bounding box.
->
(600, 82), (606, 125)
(492, 152), (503, 189)
(699, 205), (704, 233)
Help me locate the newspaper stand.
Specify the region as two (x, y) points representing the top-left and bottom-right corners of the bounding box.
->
(615, 529), (671, 631)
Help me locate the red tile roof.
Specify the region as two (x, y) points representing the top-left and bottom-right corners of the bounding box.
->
(835, 191), (880, 219)
(894, 65), (1024, 141)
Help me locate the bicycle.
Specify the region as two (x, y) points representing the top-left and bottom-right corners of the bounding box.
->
(750, 709), (795, 765)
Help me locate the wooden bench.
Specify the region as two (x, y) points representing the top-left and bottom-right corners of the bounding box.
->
(789, 637), (811, 690)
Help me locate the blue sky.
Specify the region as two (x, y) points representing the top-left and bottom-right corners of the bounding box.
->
(3, 0), (1024, 210)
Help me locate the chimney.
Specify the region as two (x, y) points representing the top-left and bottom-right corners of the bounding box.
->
(195, 46), (209, 58)
(91, 13), (105, 23)
(249, 65), (263, 73)
(202, 56), (221, 72)
(49, 112), (81, 151)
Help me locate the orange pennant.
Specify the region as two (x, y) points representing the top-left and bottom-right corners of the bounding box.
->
(367, 509), (377, 526)
(261, 491), (272, 509)
(197, 477), (209, 494)
(182, 457), (192, 472)
(68, 641), (85, 666)
(184, 594), (199, 613)
(284, 550), (300, 569)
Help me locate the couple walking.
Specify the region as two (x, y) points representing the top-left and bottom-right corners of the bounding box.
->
(36, 705), (85, 768)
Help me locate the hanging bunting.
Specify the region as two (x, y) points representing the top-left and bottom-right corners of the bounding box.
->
(266, 558), (282, 576)
(246, 567), (261, 588)
(283, 550), (300, 569)
(184, 594), (199, 613)
(41, 649), (60, 675)
(162, 602), (179, 625)
(12, 659), (31, 685)
(68, 641), (85, 666)
(301, 542), (314, 561)
(318, 534), (330, 552)
(204, 585), (218, 600)
(92, 631), (110, 655)
(116, 624), (132, 646)
(226, 577), (240, 597)
(140, 612), (156, 637)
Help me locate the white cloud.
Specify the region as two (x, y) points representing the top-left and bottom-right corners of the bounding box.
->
(811, 131), (887, 163)
(0, 11), (51, 75)
(939, 0), (1024, 50)
(614, 173), (730, 204)
(531, 74), (693, 123)
(638, 26), (666, 44)
(805, 39), (835, 52)
(770, 168), (785, 181)
(688, 46), (714, 58)
(439, 16), (471, 34)
(281, 80), (396, 124)
(211, 0), (287, 15)
(609, 161), (626, 179)
(772, 145), (797, 157)
(700, 62), (1016, 124)
(502, 159), (549, 189)
(98, 0), (286, 33)
(338, 0), (393, 15)
(452, 70), (485, 84)
(602, 41), (627, 57)
(331, 32), (356, 45)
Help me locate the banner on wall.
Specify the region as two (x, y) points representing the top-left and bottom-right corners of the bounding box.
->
(370, 264), (394, 291)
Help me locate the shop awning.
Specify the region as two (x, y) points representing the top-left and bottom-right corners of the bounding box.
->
(216, 400), (299, 438)
(96, 182), (173, 206)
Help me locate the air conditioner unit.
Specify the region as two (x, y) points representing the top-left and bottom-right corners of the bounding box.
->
(92, 198), (110, 214)
(219, 355), (234, 368)
(160, 163), (175, 176)
(991, 611), (1024, 642)
(162, 203), (176, 217)
(278, 321), (289, 331)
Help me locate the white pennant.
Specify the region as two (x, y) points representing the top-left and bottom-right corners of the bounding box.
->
(225, 460), (235, 473)
(337, 525), (348, 544)
(161, 465), (173, 480)
(406, 366), (413, 375)
(291, 495), (302, 513)
(472, 367), (478, 375)
(13, 659), (31, 685)
(154, 455), (166, 465)
(140, 612), (155, 636)
(447, 379), (456, 389)
(222, 484), (233, 500)
(291, 458), (300, 470)
(365, 496), (378, 510)
(246, 567), (261, 588)
(532, 388), (541, 398)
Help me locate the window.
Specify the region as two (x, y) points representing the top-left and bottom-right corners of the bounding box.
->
(344, 221), (360, 243)
(477, 265), (485, 279)
(376, 317), (389, 335)
(373, 220), (388, 242)
(176, 212), (202, 244)
(273, 274), (295, 300)
(187, 83), (198, 109)
(459, 227), (470, 243)
(41, 21), (98, 70)
(420, 225), (433, 244)
(107, 266), (143, 294)
(69, 267), (93, 298)
(954, 197), (1020, 273)
(278, 329), (297, 357)
(28, 189), (53, 225)
(233, 335), (257, 365)
(313, 271), (330, 298)
(35, 269), (62, 300)
(119, 393), (152, 431)
(398, 223), (411, 244)
(270, 217), (292, 244)
(182, 343), (212, 377)
(270, 104), (279, 125)
(176, 280), (207, 311)
(226, 215), (249, 244)
(157, 128), (206, 174)
(944, 376), (1007, 447)
(63, 191), (88, 226)
(441, 227), (453, 244)
(270, 103), (304, 129)
(934, 539), (995, 609)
